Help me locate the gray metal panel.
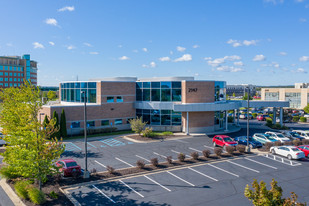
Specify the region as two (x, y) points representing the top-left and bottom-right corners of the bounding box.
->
(238, 100), (290, 108)
(173, 101), (241, 112)
(135, 102), (175, 110)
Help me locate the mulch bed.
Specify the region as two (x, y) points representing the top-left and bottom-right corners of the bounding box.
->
(2, 151), (248, 206)
(125, 134), (191, 141)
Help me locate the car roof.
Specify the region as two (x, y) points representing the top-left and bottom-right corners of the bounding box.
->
(60, 159), (76, 163)
(214, 135), (230, 138)
(299, 145), (309, 147)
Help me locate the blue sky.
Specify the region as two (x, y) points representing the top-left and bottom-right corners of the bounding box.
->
(1, 0), (309, 86)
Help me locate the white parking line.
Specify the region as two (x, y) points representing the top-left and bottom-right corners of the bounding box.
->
(263, 154), (302, 166)
(203, 145), (214, 150)
(228, 161), (260, 173)
(94, 160), (107, 168)
(119, 180), (144, 198)
(174, 139), (189, 143)
(92, 185), (116, 203)
(167, 171), (195, 186)
(115, 157), (134, 167)
(153, 152), (176, 161)
(208, 164), (239, 177)
(170, 150), (191, 158)
(87, 142), (97, 148)
(188, 167), (218, 182)
(244, 157), (277, 169)
(135, 155), (150, 163)
(189, 147), (202, 153)
(144, 175), (171, 192)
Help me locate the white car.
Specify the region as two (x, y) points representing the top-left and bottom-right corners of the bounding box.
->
(265, 132), (290, 143)
(292, 130), (309, 139)
(270, 146), (305, 160)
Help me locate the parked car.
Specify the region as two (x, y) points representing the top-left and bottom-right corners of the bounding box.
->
(304, 114), (309, 118)
(0, 133), (6, 147)
(56, 159), (81, 177)
(280, 131), (304, 141)
(270, 146), (305, 160)
(296, 145), (309, 157)
(252, 133), (277, 144)
(239, 113), (253, 119)
(265, 132), (290, 143)
(292, 130), (309, 139)
(257, 114), (270, 121)
(212, 135), (238, 149)
(234, 136), (263, 149)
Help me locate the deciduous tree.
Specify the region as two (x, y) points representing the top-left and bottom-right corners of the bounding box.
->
(129, 117), (146, 136)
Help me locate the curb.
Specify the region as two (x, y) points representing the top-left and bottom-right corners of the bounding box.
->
(0, 179), (26, 206)
(122, 135), (195, 143)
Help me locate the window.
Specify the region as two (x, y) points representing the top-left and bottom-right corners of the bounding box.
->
(0, 72), (3, 75)
(151, 89), (160, 101)
(101, 120), (109, 126)
(9, 73), (12, 76)
(265, 92), (279, 101)
(161, 82), (171, 88)
(5, 72), (8, 76)
(172, 89), (181, 101)
(151, 82), (160, 88)
(143, 82), (150, 88)
(18, 73), (20, 77)
(115, 119), (123, 125)
(0, 78), (2, 81)
(71, 122), (80, 128)
(9, 67), (12, 71)
(88, 89), (96, 103)
(127, 118), (134, 124)
(9, 78), (12, 81)
(5, 78), (8, 81)
(4, 66), (8, 71)
(87, 121), (95, 127)
(161, 89), (171, 101)
(14, 73), (16, 76)
(107, 96), (114, 103)
(116, 96), (123, 102)
(143, 89), (150, 101)
(14, 78), (16, 81)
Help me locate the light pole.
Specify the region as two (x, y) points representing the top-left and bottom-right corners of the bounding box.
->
(246, 86), (250, 153)
(81, 91), (90, 179)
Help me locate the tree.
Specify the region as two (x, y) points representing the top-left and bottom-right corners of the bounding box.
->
(52, 111), (60, 138)
(0, 81), (64, 190)
(129, 117), (146, 136)
(47, 91), (57, 100)
(60, 109), (67, 138)
(233, 92), (236, 98)
(244, 179), (306, 206)
(42, 115), (49, 128)
(304, 103), (309, 114)
(243, 92), (253, 100)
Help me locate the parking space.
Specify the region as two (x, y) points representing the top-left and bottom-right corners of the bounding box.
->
(66, 153), (309, 206)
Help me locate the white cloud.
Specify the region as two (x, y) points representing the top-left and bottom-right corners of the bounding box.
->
(193, 45), (200, 48)
(58, 6), (75, 12)
(295, 0), (305, 3)
(279, 51), (287, 56)
(33, 42), (44, 49)
(216, 66), (244, 72)
(227, 39), (242, 47)
(208, 58), (225, 67)
(45, 18), (58, 26)
(224, 55), (241, 61)
(66, 45), (75, 50)
(273, 62), (280, 68)
(142, 48), (148, 52)
(83, 42), (93, 47)
(299, 18), (307, 22)
(150, 62), (156, 68)
(253, 54), (266, 61)
(176, 46), (186, 52)
(89, 52), (99, 55)
(293, 68), (307, 73)
(264, 0), (284, 5)
(132, 49), (138, 53)
(49, 41), (55, 46)
(119, 56), (130, 60)
(227, 39), (258, 47)
(234, 61), (244, 66)
(174, 54), (192, 62)
(299, 56), (309, 61)
(142, 64), (148, 68)
(243, 40), (257, 46)
(159, 57), (171, 62)
(204, 57), (212, 61)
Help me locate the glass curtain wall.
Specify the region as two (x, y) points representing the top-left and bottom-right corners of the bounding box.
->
(214, 81), (226, 101)
(136, 109), (181, 126)
(285, 93), (301, 108)
(265, 92), (279, 101)
(136, 81), (181, 102)
(61, 82), (97, 103)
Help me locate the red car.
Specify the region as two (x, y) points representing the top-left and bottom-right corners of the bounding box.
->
(212, 135), (238, 149)
(56, 159), (81, 177)
(297, 145), (309, 157)
(257, 115), (270, 121)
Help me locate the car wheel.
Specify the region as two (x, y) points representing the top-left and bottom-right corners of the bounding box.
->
(287, 155), (292, 160)
(213, 142), (217, 147)
(271, 149), (276, 154)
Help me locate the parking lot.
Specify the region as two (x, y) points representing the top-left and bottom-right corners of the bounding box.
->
(60, 121), (309, 206)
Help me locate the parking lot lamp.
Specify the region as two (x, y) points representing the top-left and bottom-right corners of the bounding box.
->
(81, 91), (90, 179)
(246, 86), (250, 153)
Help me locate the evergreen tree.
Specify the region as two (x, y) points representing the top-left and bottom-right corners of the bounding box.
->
(42, 115), (49, 128)
(52, 111), (60, 138)
(60, 109), (67, 138)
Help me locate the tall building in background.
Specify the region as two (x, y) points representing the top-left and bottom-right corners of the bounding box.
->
(0, 54), (37, 87)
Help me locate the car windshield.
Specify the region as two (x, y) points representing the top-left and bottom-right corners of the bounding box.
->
(277, 134), (285, 138)
(291, 148), (300, 152)
(223, 137), (233, 142)
(265, 134), (275, 140)
(66, 162), (78, 167)
(291, 132), (300, 137)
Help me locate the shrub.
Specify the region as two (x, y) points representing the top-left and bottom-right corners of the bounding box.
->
(178, 153), (186, 162)
(0, 166), (19, 179)
(228, 116), (234, 123)
(265, 142), (274, 151)
(300, 117), (307, 122)
(236, 145), (246, 153)
(266, 119), (273, 127)
(14, 180), (31, 200)
(129, 117), (146, 135)
(252, 113), (258, 118)
(166, 156), (173, 164)
(49, 191), (58, 199)
(202, 150), (211, 158)
(150, 158), (159, 167)
(90, 168), (97, 174)
(107, 166), (115, 174)
(190, 152), (199, 160)
(302, 139), (309, 145)
(274, 141), (282, 146)
(293, 116), (300, 122)
(284, 141), (293, 146)
(293, 139), (302, 146)
(214, 147), (222, 157)
(28, 187), (46, 205)
(273, 123), (282, 129)
(269, 114), (274, 118)
(136, 160), (145, 169)
(141, 127), (153, 137)
(225, 146), (235, 155)
(162, 131), (173, 136)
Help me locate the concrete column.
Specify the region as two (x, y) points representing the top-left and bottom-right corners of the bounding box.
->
(273, 107), (277, 124)
(186, 112), (189, 135)
(233, 109), (236, 124)
(237, 109), (240, 126)
(225, 110), (228, 131)
(280, 107), (283, 126)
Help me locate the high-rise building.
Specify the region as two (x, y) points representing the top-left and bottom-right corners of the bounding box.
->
(0, 54), (38, 87)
